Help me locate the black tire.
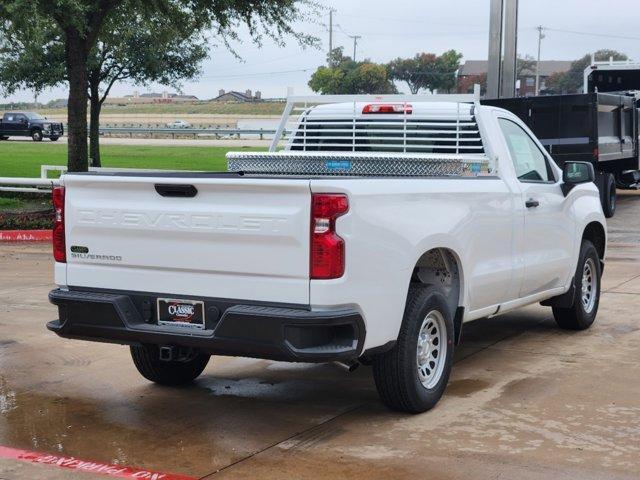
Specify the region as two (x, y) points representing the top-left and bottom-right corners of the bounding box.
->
(0, 136), (8, 141)
(31, 129), (43, 142)
(130, 345), (210, 386)
(600, 173), (616, 218)
(50, 136), (60, 142)
(372, 285), (454, 413)
(553, 240), (601, 330)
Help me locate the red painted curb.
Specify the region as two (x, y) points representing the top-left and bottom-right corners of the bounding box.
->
(0, 230), (52, 242)
(0, 445), (196, 480)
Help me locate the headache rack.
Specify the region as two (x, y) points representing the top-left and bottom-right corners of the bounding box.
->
(228, 88), (494, 177)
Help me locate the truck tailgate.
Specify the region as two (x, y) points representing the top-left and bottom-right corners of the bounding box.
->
(62, 175), (311, 305)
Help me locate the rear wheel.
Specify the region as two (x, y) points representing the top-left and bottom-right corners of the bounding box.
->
(553, 240), (601, 330)
(130, 345), (210, 386)
(31, 129), (43, 142)
(600, 173), (616, 218)
(372, 285), (454, 413)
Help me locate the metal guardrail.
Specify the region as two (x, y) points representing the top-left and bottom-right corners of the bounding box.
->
(98, 127), (287, 139)
(0, 177), (60, 194)
(1, 165), (192, 194)
(2, 167), (166, 194)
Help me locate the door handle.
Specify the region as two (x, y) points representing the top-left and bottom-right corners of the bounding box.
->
(154, 184), (198, 198)
(525, 199), (540, 208)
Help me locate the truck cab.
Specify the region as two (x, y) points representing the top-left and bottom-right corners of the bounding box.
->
(0, 112), (63, 141)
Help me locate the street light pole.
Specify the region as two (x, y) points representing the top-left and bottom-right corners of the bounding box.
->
(535, 25), (545, 95)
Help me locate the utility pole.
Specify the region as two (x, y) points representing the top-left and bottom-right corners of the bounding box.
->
(487, 0), (503, 99)
(487, 0), (519, 99)
(500, 0), (518, 98)
(328, 9), (334, 67)
(349, 35), (361, 61)
(535, 25), (545, 95)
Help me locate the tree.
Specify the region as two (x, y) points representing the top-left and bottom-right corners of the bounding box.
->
(545, 49), (628, 93)
(86, 7), (207, 166)
(387, 54), (437, 94)
(516, 54), (536, 78)
(387, 51), (462, 94)
(434, 50), (463, 93)
(0, 6), (207, 167)
(309, 48), (396, 94)
(0, 0), (316, 172)
(458, 73), (487, 95)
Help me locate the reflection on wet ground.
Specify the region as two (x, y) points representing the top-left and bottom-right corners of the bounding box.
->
(0, 192), (639, 479)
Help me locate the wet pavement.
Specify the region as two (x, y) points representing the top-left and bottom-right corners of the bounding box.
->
(1, 191), (639, 479)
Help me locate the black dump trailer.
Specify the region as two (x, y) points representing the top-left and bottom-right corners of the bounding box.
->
(484, 93), (640, 217)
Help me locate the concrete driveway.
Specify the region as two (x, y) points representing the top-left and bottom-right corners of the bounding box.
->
(0, 192), (639, 480)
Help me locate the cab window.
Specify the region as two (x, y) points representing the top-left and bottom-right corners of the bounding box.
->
(498, 118), (555, 183)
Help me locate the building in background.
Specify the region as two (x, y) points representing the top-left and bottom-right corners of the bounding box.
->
(212, 89), (263, 102)
(458, 60), (572, 96)
(104, 91), (199, 105)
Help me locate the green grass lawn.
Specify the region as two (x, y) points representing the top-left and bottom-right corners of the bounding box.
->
(0, 197), (22, 208)
(0, 142), (264, 178)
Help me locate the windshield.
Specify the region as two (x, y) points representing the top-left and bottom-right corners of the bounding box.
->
(25, 112), (45, 120)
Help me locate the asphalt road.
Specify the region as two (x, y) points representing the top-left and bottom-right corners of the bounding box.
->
(0, 192), (639, 480)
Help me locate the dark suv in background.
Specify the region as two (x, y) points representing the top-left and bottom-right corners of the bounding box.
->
(0, 112), (64, 141)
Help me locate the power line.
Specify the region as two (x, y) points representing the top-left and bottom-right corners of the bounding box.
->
(199, 67), (317, 80)
(541, 26), (640, 41)
(337, 12), (485, 28)
(210, 51), (313, 74)
(349, 31), (487, 37)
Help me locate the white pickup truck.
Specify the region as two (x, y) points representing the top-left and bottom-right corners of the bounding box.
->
(48, 93), (606, 413)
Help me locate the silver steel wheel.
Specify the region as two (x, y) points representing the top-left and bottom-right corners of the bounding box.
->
(416, 310), (448, 389)
(581, 258), (597, 314)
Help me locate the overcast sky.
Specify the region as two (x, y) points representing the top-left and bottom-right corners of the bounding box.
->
(3, 0), (640, 103)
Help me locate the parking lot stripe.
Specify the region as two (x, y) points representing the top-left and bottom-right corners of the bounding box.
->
(0, 445), (196, 480)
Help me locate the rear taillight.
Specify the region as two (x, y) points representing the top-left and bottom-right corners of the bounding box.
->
(362, 103), (413, 114)
(310, 194), (349, 279)
(52, 186), (66, 263)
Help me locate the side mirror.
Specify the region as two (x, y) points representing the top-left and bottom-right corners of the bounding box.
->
(561, 161), (595, 196)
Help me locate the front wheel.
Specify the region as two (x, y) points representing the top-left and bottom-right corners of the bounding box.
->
(50, 136), (59, 142)
(31, 130), (43, 142)
(553, 240), (601, 330)
(130, 345), (210, 386)
(372, 285), (454, 413)
(0, 136), (8, 141)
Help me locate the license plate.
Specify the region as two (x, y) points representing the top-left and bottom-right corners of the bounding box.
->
(157, 298), (205, 330)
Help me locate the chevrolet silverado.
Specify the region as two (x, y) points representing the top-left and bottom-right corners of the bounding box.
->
(47, 93), (606, 413)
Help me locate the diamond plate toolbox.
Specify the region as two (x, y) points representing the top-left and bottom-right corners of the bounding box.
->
(227, 152), (493, 177)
